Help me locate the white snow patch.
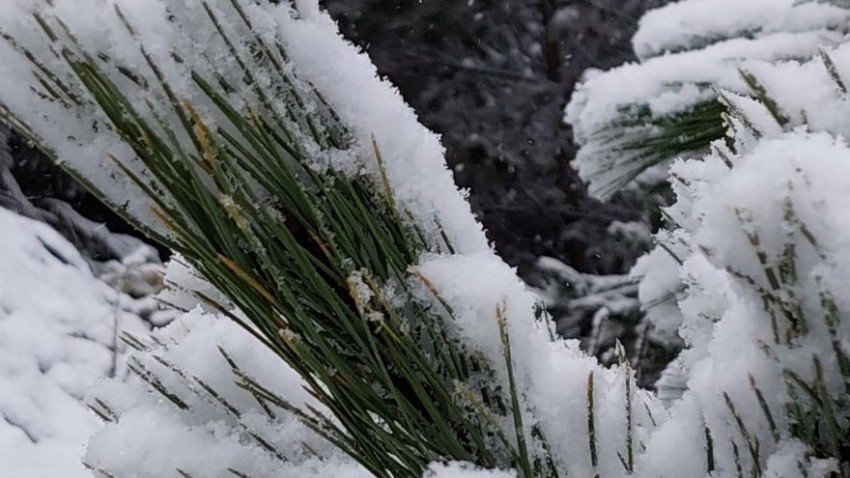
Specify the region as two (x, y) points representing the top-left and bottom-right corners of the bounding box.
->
(0, 207), (151, 478)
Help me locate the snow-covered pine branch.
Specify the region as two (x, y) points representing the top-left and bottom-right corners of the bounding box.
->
(564, 0), (850, 199)
(1, 0), (849, 477)
(0, 1), (650, 477)
(634, 38), (850, 476)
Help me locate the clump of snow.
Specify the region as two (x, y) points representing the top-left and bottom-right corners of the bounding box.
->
(632, 0), (849, 60)
(273, 4), (488, 254)
(634, 128), (850, 477)
(631, 244), (684, 340)
(414, 251), (656, 477)
(0, 207), (152, 478)
(567, 31), (832, 145)
(638, 39), (850, 383)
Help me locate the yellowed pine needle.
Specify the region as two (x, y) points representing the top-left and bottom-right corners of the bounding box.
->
(181, 99), (219, 173)
(217, 253), (277, 304)
(371, 134), (398, 215)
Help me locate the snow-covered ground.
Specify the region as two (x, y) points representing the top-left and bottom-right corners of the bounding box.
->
(0, 207), (157, 477)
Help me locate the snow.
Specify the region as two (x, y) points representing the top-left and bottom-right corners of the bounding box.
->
(0, 0), (660, 474)
(631, 37), (850, 472)
(424, 462), (516, 478)
(275, 7), (664, 475)
(413, 252), (652, 477)
(572, 2), (850, 474)
(567, 31), (838, 141)
(1, 0), (849, 476)
(634, 131), (850, 477)
(85, 309), (371, 478)
(633, 0), (849, 60)
(273, 4), (489, 254)
(564, 0), (849, 198)
(0, 207), (153, 478)
(638, 39), (850, 369)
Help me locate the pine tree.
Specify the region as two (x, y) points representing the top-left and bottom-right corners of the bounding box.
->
(1, 1), (849, 477)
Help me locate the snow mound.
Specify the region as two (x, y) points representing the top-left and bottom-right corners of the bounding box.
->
(0, 207), (152, 478)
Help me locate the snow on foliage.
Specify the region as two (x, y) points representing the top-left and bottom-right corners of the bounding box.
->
(632, 0), (849, 60)
(565, 0), (849, 199)
(0, 207), (152, 478)
(632, 39), (850, 476)
(637, 129), (850, 476)
(1, 0), (849, 476)
(0, 0), (653, 475)
(86, 309), (371, 477)
(639, 37), (850, 388)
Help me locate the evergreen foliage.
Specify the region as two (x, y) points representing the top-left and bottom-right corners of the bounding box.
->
(565, 0), (850, 199)
(0, 1), (560, 476)
(1, 0), (850, 477)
